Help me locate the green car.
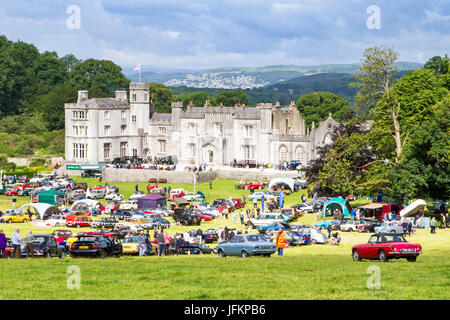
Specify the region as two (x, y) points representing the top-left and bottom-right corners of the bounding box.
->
(18, 189), (32, 196)
(191, 198), (209, 207)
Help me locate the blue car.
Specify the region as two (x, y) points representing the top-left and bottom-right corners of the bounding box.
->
(216, 234), (277, 258)
(314, 219), (340, 230)
(257, 222), (289, 233)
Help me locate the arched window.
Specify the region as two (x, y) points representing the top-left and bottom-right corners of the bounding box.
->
(279, 145), (288, 162)
(295, 146), (305, 162)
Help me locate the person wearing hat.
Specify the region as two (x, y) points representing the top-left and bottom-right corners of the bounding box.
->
(275, 229), (286, 256)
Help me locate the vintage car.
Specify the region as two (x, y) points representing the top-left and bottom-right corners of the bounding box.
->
(280, 208), (302, 220)
(314, 219), (340, 230)
(216, 234), (277, 258)
(105, 193), (124, 201)
(119, 200), (138, 210)
(129, 191), (146, 201)
(340, 220), (368, 232)
(202, 228), (219, 243)
(90, 217), (119, 229)
(230, 198), (245, 209)
(291, 225), (328, 244)
(352, 233), (422, 262)
(73, 182), (88, 191)
(168, 189), (185, 199)
(140, 216), (171, 230)
(5, 188), (21, 196)
(51, 229), (73, 241)
(285, 230), (311, 246)
(18, 188), (33, 196)
(121, 236), (155, 255)
(178, 242), (213, 255)
(86, 188), (105, 199)
(183, 192), (202, 201)
(69, 234), (123, 258)
(1, 211), (29, 223)
(374, 221), (404, 234)
(20, 234), (67, 258)
(66, 216), (93, 228)
(257, 221), (290, 234)
(249, 213), (290, 227)
(291, 203), (315, 213)
(45, 215), (67, 227)
(247, 183), (265, 190)
(358, 220), (383, 233)
(247, 191), (274, 201)
(212, 198), (226, 207)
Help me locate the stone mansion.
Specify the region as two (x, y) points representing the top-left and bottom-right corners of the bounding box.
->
(65, 83), (338, 166)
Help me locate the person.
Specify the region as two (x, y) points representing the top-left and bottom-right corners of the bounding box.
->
(196, 228), (203, 244)
(164, 232), (170, 255)
(326, 223), (332, 239)
(144, 231), (152, 255)
(135, 184), (139, 192)
(350, 208), (356, 221)
(138, 232), (146, 256)
(430, 217), (437, 234)
(12, 196), (17, 209)
(232, 211), (238, 224)
(11, 228), (21, 258)
(407, 220), (413, 236)
(0, 230), (7, 258)
(23, 231), (35, 258)
(301, 194), (306, 203)
(240, 211), (245, 225)
(330, 232), (341, 245)
(147, 184), (151, 194)
(275, 229), (286, 256)
(209, 180), (213, 190)
(157, 229), (165, 256)
(253, 198), (257, 209)
(446, 213), (449, 228)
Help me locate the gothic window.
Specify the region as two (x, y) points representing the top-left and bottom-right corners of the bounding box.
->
(295, 146), (305, 162)
(104, 143), (111, 160)
(120, 142), (127, 157)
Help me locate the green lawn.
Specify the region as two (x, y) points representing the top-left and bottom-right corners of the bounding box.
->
(0, 178), (449, 300)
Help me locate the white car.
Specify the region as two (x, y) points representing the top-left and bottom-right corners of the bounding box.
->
(249, 213), (289, 227)
(129, 191), (145, 200)
(105, 193), (124, 201)
(293, 203), (315, 213)
(340, 220), (361, 232)
(119, 200), (138, 210)
(374, 221), (404, 234)
(294, 226), (328, 244)
(86, 189), (105, 199)
(183, 193), (201, 201)
(46, 215), (67, 227)
(70, 189), (86, 197)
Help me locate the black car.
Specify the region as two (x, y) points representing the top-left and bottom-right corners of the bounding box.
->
(360, 220), (384, 233)
(212, 199), (226, 207)
(20, 234), (67, 258)
(203, 229), (219, 243)
(112, 209), (133, 220)
(172, 208), (200, 226)
(141, 216), (171, 229)
(69, 234), (123, 258)
(178, 242), (213, 254)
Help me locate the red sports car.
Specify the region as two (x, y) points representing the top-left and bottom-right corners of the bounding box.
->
(247, 183), (265, 190)
(66, 216), (93, 228)
(352, 233), (422, 262)
(5, 188), (21, 196)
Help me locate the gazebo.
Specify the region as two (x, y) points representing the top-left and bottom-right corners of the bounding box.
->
(37, 190), (65, 205)
(322, 198), (352, 219)
(137, 194), (167, 209)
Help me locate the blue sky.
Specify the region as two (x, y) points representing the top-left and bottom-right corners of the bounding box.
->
(0, 0), (449, 71)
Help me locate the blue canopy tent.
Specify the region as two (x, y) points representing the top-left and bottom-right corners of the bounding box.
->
(322, 198), (352, 219)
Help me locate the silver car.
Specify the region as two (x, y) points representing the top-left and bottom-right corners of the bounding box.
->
(374, 221), (404, 234)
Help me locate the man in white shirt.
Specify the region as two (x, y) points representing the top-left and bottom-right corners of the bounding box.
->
(11, 228), (21, 258)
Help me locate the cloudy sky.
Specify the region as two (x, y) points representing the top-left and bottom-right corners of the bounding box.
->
(1, 0), (449, 71)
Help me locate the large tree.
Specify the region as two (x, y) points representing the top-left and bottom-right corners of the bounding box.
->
(296, 92), (351, 128)
(215, 89), (249, 106)
(148, 83), (173, 113)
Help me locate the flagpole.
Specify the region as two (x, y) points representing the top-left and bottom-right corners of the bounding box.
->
(139, 67), (141, 84)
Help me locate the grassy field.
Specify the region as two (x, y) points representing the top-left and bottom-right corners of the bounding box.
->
(0, 178), (449, 300)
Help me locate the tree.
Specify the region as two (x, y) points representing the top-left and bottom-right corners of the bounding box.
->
(215, 90), (249, 106)
(350, 46), (403, 162)
(174, 91), (212, 109)
(68, 59), (130, 97)
(148, 83), (173, 113)
(61, 54), (82, 73)
(424, 55), (449, 75)
(296, 92), (351, 128)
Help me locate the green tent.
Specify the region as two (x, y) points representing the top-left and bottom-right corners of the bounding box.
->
(37, 190), (65, 206)
(322, 198), (352, 219)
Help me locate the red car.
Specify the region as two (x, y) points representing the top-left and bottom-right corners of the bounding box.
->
(231, 198), (245, 209)
(51, 229), (73, 241)
(199, 214), (213, 222)
(352, 233), (422, 262)
(5, 188), (20, 196)
(247, 183), (265, 190)
(66, 216), (93, 228)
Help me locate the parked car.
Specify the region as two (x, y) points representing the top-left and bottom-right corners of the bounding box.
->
(1, 211), (29, 223)
(249, 213), (290, 227)
(291, 203), (315, 213)
(358, 220), (383, 233)
(20, 234), (67, 258)
(374, 221), (404, 234)
(178, 242), (213, 255)
(91, 217), (119, 229)
(66, 216), (93, 228)
(216, 234), (277, 258)
(285, 230), (311, 246)
(291, 226), (328, 244)
(247, 183), (265, 190)
(202, 228), (219, 243)
(121, 236), (155, 255)
(168, 189), (185, 199)
(69, 234), (123, 258)
(314, 220), (340, 230)
(352, 233), (422, 262)
(5, 188), (21, 196)
(105, 193), (124, 201)
(51, 229), (73, 241)
(140, 216), (171, 229)
(119, 200), (138, 210)
(129, 191), (145, 201)
(183, 192), (202, 201)
(340, 220), (366, 232)
(172, 209), (200, 226)
(46, 215), (67, 227)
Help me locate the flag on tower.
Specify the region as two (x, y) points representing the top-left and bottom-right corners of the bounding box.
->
(134, 64), (141, 71)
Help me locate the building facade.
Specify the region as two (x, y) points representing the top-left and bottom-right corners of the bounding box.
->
(65, 83), (339, 165)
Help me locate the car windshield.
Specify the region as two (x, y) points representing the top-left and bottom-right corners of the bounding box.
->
(378, 235), (406, 243)
(123, 238), (139, 243)
(77, 236), (99, 242)
(31, 236), (47, 244)
(247, 234), (268, 242)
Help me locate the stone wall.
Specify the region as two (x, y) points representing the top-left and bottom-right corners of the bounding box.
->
(7, 156), (64, 167)
(102, 167), (299, 184)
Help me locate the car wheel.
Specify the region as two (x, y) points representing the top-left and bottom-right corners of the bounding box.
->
(352, 249), (361, 261)
(378, 250), (388, 262)
(311, 240), (317, 244)
(98, 249), (107, 259)
(218, 249), (226, 258)
(23, 219), (27, 223)
(46, 252), (51, 258)
(390, 230), (396, 233)
(320, 226), (325, 230)
(59, 251), (66, 259)
(7, 219), (12, 223)
(76, 224), (80, 228)
(407, 256), (417, 262)
(241, 250), (249, 258)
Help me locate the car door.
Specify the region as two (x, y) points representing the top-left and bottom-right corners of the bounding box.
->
(49, 237), (58, 256)
(366, 235), (380, 258)
(227, 236), (239, 255)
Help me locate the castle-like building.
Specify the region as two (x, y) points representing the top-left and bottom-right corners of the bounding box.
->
(65, 83), (338, 166)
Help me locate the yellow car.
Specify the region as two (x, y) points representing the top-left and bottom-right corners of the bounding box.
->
(1, 211), (29, 223)
(121, 236), (155, 255)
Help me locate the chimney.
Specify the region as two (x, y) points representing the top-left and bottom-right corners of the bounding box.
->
(275, 101), (280, 107)
(205, 100), (210, 107)
(290, 101), (296, 108)
(219, 102), (224, 107)
(77, 90), (88, 103)
(188, 100), (193, 108)
(115, 90), (128, 101)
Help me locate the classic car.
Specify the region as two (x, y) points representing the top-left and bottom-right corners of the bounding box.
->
(212, 198), (226, 207)
(178, 242), (213, 255)
(247, 183), (265, 190)
(86, 188), (105, 199)
(285, 230), (311, 246)
(168, 189), (185, 199)
(90, 217), (119, 229)
(18, 188), (33, 196)
(352, 233), (422, 262)
(20, 234), (67, 258)
(1, 211), (29, 223)
(140, 216), (171, 229)
(51, 229), (73, 241)
(129, 191), (146, 201)
(69, 234), (123, 258)
(46, 215), (67, 227)
(291, 225), (328, 244)
(5, 188), (21, 196)
(73, 182), (88, 191)
(216, 234), (277, 258)
(291, 203), (315, 213)
(230, 198), (245, 209)
(358, 220), (383, 233)
(257, 221), (290, 234)
(314, 220), (340, 230)
(249, 213), (290, 227)
(105, 193), (124, 201)
(202, 228), (219, 243)
(121, 236), (155, 255)
(247, 191), (275, 201)
(119, 200), (138, 210)
(340, 220), (368, 232)
(280, 208), (301, 220)
(66, 216), (93, 228)
(183, 192), (202, 201)
(374, 221), (404, 234)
